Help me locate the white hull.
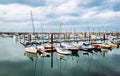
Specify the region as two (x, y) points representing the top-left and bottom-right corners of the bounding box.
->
(25, 46), (37, 54)
(56, 47), (71, 55)
(37, 45), (45, 51)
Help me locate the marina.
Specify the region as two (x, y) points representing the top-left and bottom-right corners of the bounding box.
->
(1, 32), (120, 53)
(0, 21), (120, 76)
(0, 32), (120, 42)
(0, 35), (120, 76)
(0, 0), (120, 76)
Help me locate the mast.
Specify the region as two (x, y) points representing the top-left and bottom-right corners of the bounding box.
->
(59, 24), (62, 43)
(30, 10), (35, 34)
(88, 25), (91, 43)
(29, 10), (35, 42)
(48, 25), (51, 43)
(71, 25), (75, 43)
(41, 24), (44, 44)
(103, 25), (106, 43)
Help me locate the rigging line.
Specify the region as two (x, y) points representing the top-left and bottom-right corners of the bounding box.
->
(40, 57), (44, 76)
(95, 52), (100, 67)
(65, 25), (67, 42)
(40, 57), (42, 76)
(41, 24), (44, 44)
(60, 57), (62, 76)
(72, 56), (80, 76)
(59, 55), (66, 76)
(102, 51), (107, 76)
(59, 56), (66, 76)
(25, 56), (29, 76)
(48, 55), (51, 74)
(72, 56), (75, 76)
(93, 51), (99, 56)
(96, 52), (101, 73)
(32, 58), (35, 76)
(71, 56), (75, 76)
(87, 53), (93, 75)
(29, 57), (34, 76)
(30, 10), (35, 34)
(61, 56), (66, 74)
(73, 25), (77, 42)
(59, 24), (62, 43)
(31, 62), (34, 76)
(56, 53), (60, 75)
(33, 57), (38, 76)
(64, 56), (68, 72)
(42, 57), (45, 76)
(77, 53), (81, 63)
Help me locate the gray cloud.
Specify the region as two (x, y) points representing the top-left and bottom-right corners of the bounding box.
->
(0, 0), (120, 32)
(0, 0), (45, 6)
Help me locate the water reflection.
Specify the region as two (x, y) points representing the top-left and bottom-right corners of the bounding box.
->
(24, 51), (37, 61)
(0, 37), (120, 76)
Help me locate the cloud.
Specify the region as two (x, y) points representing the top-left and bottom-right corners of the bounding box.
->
(0, 0), (45, 6)
(56, 0), (79, 15)
(0, 4), (32, 21)
(0, 0), (120, 32)
(45, 0), (67, 6)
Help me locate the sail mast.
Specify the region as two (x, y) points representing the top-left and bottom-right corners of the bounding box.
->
(59, 23), (62, 42)
(30, 10), (35, 34)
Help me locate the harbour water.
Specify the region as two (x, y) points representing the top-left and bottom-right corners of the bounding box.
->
(0, 37), (120, 76)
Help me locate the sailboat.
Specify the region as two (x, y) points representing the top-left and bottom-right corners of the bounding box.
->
(90, 40), (111, 51)
(78, 27), (94, 52)
(107, 35), (119, 48)
(24, 51), (37, 58)
(25, 11), (37, 54)
(56, 46), (71, 55)
(107, 41), (118, 48)
(100, 25), (111, 50)
(78, 41), (94, 52)
(56, 24), (71, 55)
(60, 25), (79, 52)
(43, 25), (55, 52)
(25, 45), (37, 54)
(69, 25), (80, 51)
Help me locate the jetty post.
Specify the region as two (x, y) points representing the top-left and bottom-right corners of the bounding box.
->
(51, 33), (53, 68)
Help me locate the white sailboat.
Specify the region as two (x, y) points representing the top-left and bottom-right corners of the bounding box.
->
(25, 45), (37, 54)
(56, 24), (71, 55)
(25, 11), (37, 54)
(56, 46), (71, 55)
(69, 25), (79, 51)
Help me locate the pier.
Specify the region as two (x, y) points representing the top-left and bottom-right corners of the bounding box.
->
(0, 32), (120, 44)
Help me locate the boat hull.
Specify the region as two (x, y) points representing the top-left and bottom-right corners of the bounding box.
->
(56, 47), (71, 55)
(25, 46), (37, 54)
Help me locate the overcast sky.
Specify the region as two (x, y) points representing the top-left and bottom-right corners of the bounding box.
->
(0, 0), (120, 32)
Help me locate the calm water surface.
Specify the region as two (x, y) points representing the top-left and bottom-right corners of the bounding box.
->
(0, 37), (120, 76)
